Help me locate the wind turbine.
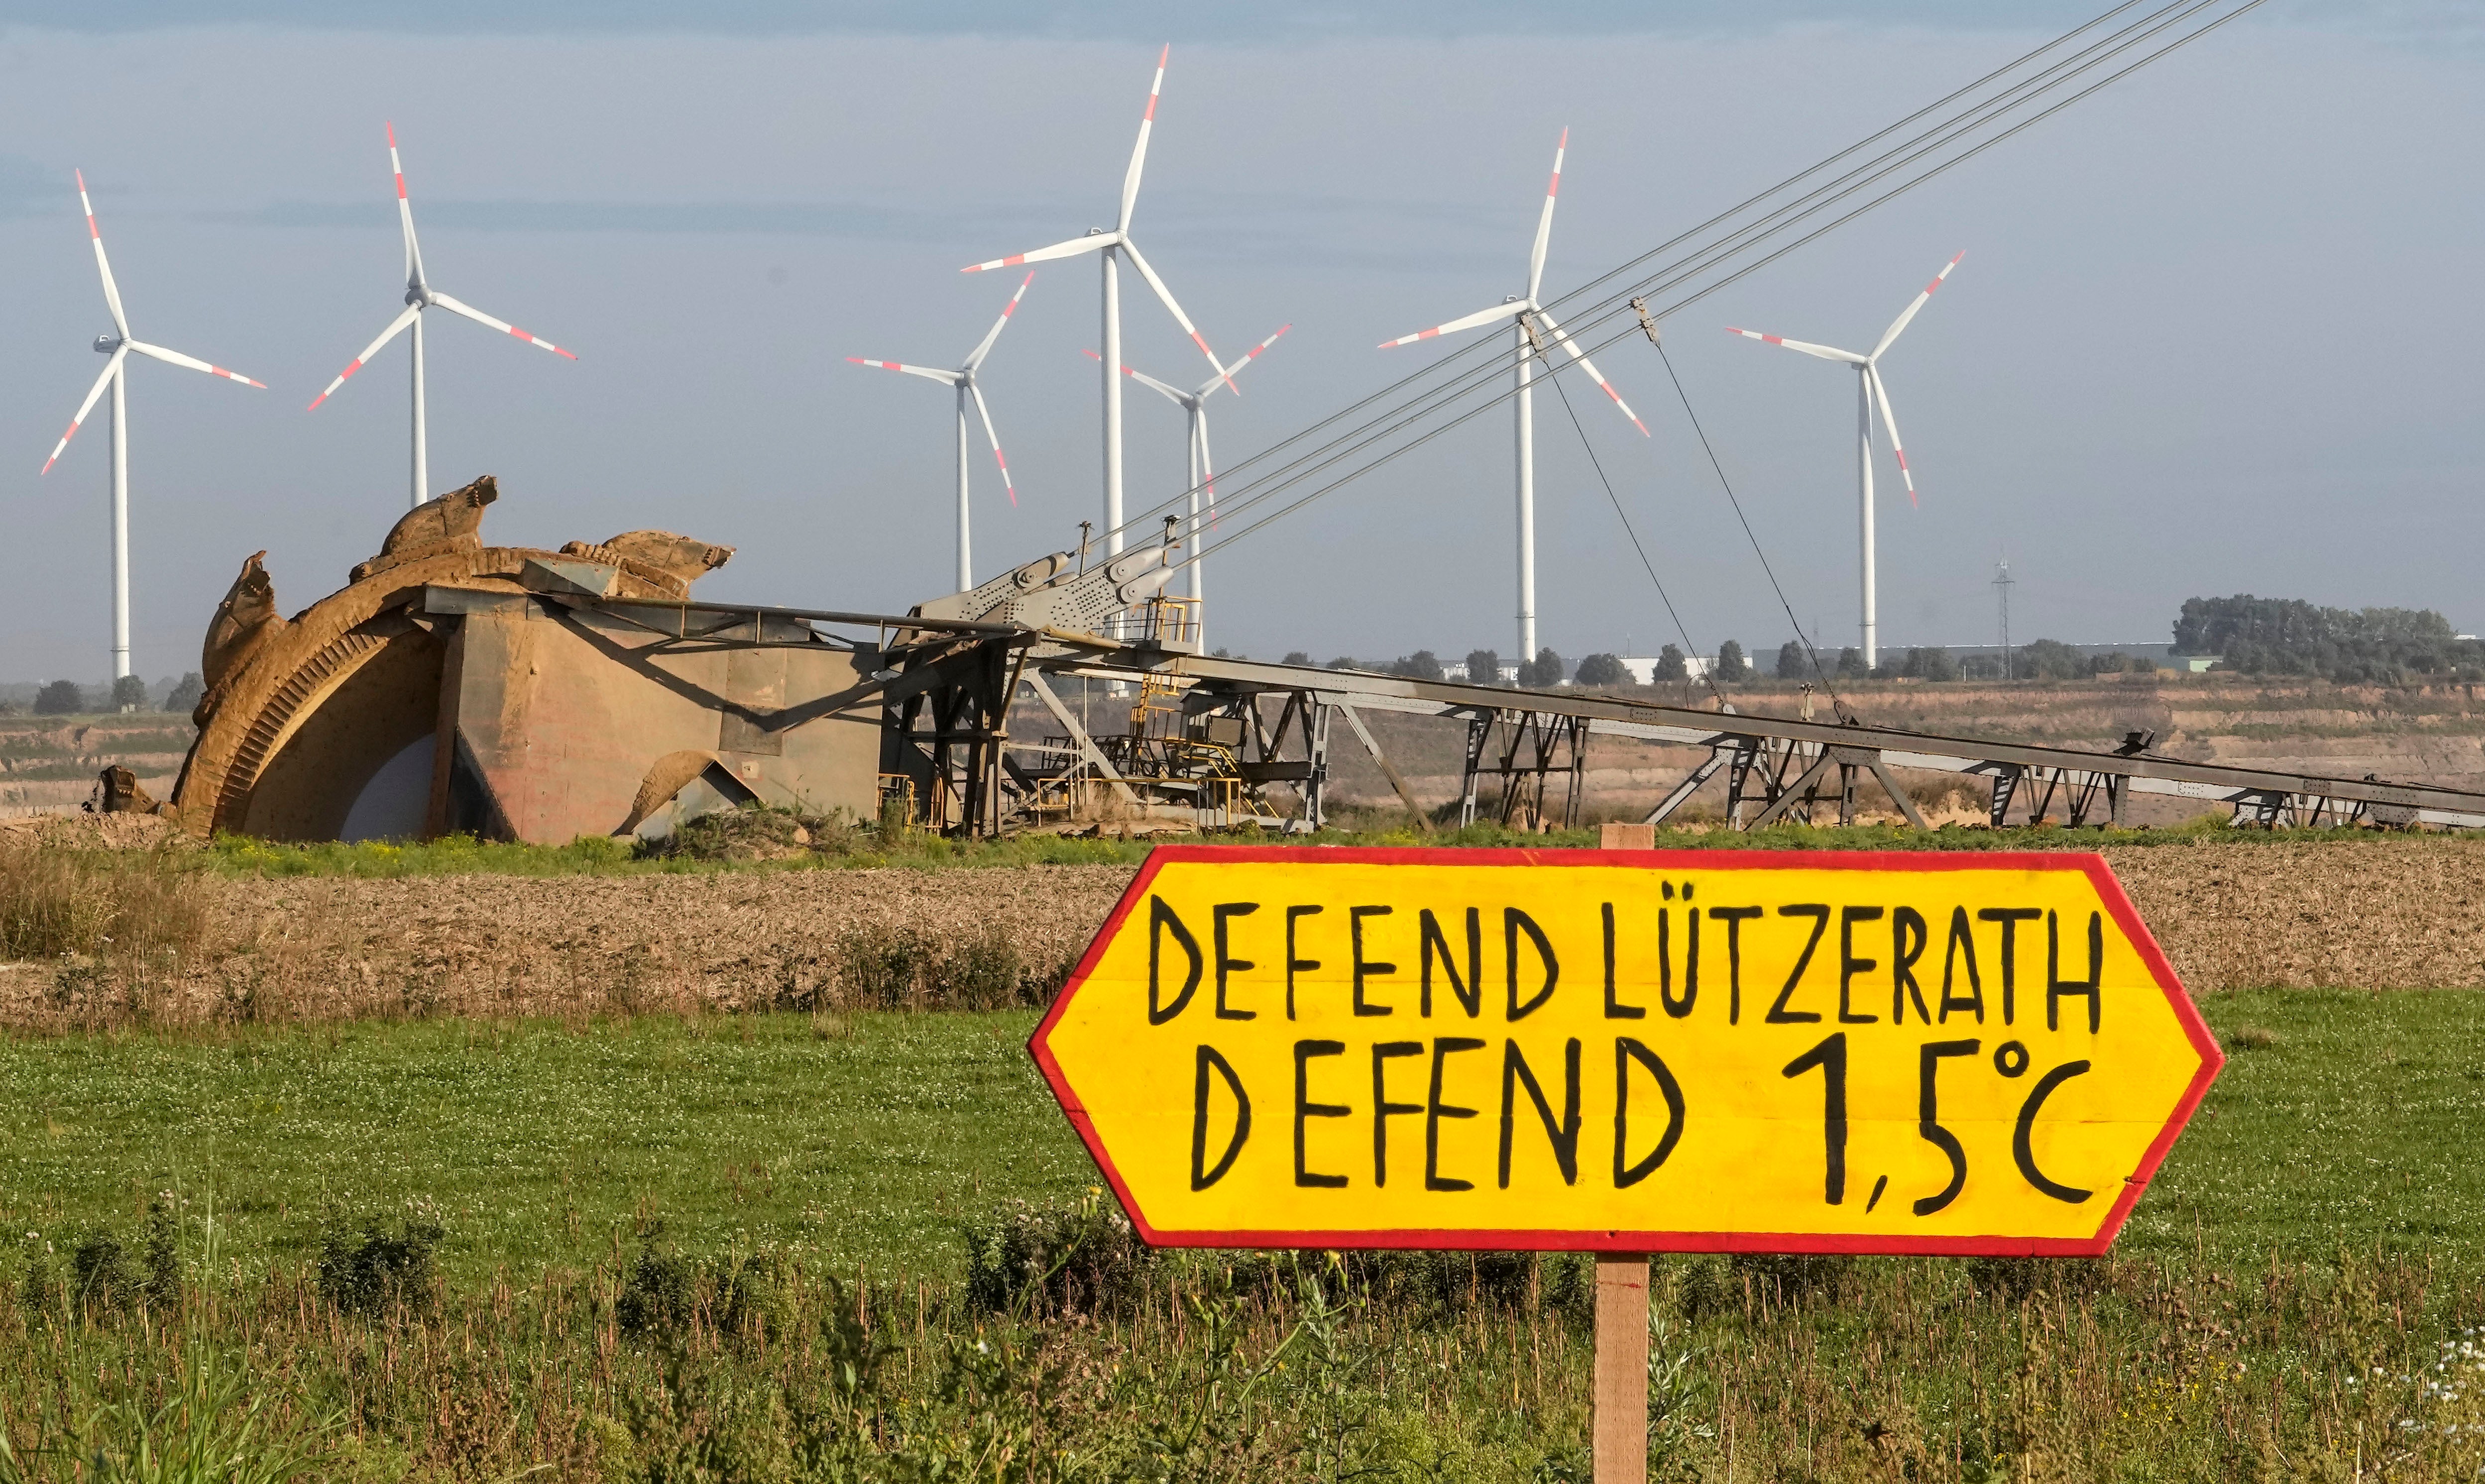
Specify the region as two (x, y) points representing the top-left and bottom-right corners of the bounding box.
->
(1379, 128), (1647, 669)
(1727, 251), (1963, 669)
(848, 270), (1035, 591)
(1084, 322), (1291, 645)
(961, 45), (1233, 573)
(40, 171), (265, 684)
(308, 123), (577, 510)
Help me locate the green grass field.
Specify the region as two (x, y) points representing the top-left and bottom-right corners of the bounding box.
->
(1, 988), (2479, 1280)
(180, 814), (2441, 879)
(3, 990), (2484, 1480)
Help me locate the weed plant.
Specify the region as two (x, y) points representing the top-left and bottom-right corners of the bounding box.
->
(0, 1204), (2482, 1480)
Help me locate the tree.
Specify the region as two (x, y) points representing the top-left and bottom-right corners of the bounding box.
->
(2170, 595), (2479, 682)
(1464, 649), (1501, 686)
(166, 672), (204, 715)
(1714, 640), (1748, 682)
(1519, 648), (1566, 687)
(111, 675), (148, 711)
(1836, 647), (1868, 680)
(1394, 649), (1445, 682)
(1774, 640), (1808, 680)
(1575, 653), (1629, 687)
(1282, 651), (1313, 667)
(1326, 656), (1358, 671)
(2014, 638), (2088, 680)
(34, 680), (83, 716)
(1653, 644), (1687, 681)
(1900, 646), (1958, 682)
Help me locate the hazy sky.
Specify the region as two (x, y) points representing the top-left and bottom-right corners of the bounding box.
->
(0, 0), (2477, 682)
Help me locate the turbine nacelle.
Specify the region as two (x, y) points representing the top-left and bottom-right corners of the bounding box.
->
(93, 333), (120, 354)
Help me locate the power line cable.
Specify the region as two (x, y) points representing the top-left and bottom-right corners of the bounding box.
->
(1637, 312), (1852, 721)
(1533, 332), (1732, 712)
(1113, 0), (2185, 551)
(1149, 0), (2266, 565)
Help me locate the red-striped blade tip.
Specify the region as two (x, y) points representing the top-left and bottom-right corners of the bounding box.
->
(386, 121), (396, 147)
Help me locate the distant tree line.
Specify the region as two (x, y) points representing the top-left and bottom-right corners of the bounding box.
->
(3, 672), (203, 718)
(1268, 594), (2482, 693)
(2173, 595), (2483, 682)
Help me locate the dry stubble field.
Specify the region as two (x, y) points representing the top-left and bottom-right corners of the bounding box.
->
(2, 832), (2480, 1028)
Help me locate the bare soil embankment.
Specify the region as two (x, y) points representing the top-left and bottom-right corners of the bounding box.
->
(2, 839), (2479, 1028)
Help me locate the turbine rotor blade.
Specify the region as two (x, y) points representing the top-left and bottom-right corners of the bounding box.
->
(962, 231), (1116, 274)
(41, 345), (128, 475)
(1867, 364), (1918, 506)
(1871, 250), (1964, 361)
(1527, 127), (1567, 304)
(387, 121), (426, 288)
(124, 340), (267, 388)
(1118, 238), (1235, 395)
(847, 357), (960, 385)
(963, 269), (1035, 371)
(1118, 43), (1169, 234)
(1080, 348), (1185, 403)
(307, 302), (422, 411)
(1197, 321), (1290, 398)
(967, 382), (1017, 507)
(428, 291), (577, 359)
(1533, 309), (1648, 436)
(1379, 302), (1524, 349)
(76, 171), (130, 338)
(1723, 326), (1867, 365)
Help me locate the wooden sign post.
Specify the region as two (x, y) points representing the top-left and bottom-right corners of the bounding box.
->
(1594, 823), (1653, 1484)
(1031, 841), (2222, 1481)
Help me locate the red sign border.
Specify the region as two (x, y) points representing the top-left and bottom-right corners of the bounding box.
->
(1027, 845), (2225, 1258)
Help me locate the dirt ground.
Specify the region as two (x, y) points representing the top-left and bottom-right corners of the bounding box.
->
(3, 837), (2479, 1029)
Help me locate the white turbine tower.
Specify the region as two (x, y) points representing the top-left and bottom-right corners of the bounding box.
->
(848, 270), (1035, 591)
(960, 45), (1233, 570)
(1085, 322), (1291, 645)
(1379, 128), (1647, 669)
(309, 123), (577, 510)
(40, 171), (266, 685)
(1727, 251), (1963, 669)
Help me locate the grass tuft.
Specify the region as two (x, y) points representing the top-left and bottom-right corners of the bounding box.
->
(0, 843), (210, 961)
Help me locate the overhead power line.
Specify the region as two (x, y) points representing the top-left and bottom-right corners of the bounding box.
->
(1107, 0), (2268, 568)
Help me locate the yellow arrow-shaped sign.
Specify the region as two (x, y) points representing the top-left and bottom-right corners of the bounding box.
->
(1032, 847), (2220, 1255)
